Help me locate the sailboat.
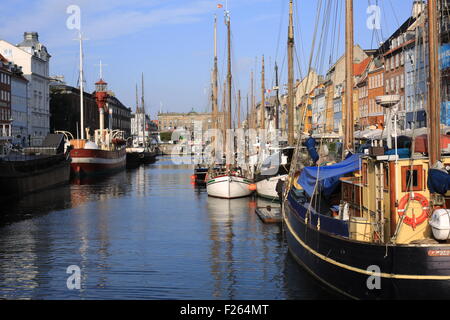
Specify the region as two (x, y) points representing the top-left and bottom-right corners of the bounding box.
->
(126, 75), (157, 168)
(282, 0), (450, 299)
(206, 10), (254, 199)
(255, 4), (296, 201)
(193, 16), (220, 186)
(255, 146), (295, 200)
(69, 37), (126, 178)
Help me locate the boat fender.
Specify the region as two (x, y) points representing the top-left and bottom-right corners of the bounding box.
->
(397, 193), (430, 229)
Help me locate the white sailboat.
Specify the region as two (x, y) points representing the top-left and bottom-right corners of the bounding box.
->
(207, 173), (253, 199)
(255, 147), (294, 200)
(206, 10), (254, 199)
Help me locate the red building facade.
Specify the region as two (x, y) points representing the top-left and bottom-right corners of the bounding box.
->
(0, 54), (12, 139)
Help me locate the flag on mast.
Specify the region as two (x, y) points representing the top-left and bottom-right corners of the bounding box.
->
(217, 4), (223, 8)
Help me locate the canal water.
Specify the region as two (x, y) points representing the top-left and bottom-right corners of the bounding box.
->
(0, 156), (339, 300)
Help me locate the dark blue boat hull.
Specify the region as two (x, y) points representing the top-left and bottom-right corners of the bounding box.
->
(283, 190), (450, 300)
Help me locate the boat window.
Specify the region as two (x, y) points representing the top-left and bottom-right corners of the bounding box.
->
(401, 165), (423, 192)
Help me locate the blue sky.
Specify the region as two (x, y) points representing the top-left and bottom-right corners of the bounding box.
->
(0, 0), (413, 119)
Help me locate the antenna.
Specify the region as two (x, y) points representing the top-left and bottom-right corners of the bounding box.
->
(95, 60), (108, 79)
(74, 30), (88, 140)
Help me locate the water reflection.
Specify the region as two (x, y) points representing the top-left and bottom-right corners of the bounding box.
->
(0, 156), (340, 300)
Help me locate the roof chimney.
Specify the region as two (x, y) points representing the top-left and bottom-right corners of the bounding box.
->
(412, 0), (425, 18)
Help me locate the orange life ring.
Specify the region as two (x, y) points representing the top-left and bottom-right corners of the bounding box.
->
(397, 193), (430, 229)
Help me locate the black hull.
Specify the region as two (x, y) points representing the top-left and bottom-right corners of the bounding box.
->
(141, 152), (157, 164)
(194, 167), (208, 185)
(0, 154), (71, 198)
(126, 152), (141, 169)
(127, 151), (157, 168)
(283, 190), (450, 300)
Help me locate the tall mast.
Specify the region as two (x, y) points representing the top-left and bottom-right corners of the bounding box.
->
(222, 80), (227, 155)
(246, 94), (249, 129)
(135, 83), (139, 113)
(344, 0), (355, 157)
(213, 15), (219, 133)
(78, 31), (85, 140)
(238, 89), (241, 129)
(287, 0), (295, 145)
(428, 0), (441, 165)
(135, 83), (139, 139)
(226, 11), (232, 162)
(261, 55), (266, 130)
(251, 71), (255, 129)
(275, 62), (280, 130)
(141, 73), (145, 141)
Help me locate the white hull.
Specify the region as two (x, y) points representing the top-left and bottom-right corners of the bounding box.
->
(71, 155), (126, 165)
(256, 174), (287, 200)
(207, 175), (253, 199)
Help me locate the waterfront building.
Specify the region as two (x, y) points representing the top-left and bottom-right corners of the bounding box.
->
(50, 82), (132, 138)
(158, 110), (224, 133)
(324, 78), (334, 133)
(10, 63), (29, 145)
(0, 54), (12, 143)
(380, 16), (417, 130)
(294, 71), (320, 135)
(0, 32), (51, 146)
(333, 89), (343, 133)
(106, 94), (132, 137)
(310, 85), (326, 134)
(404, 15), (428, 129)
(401, 0), (450, 128)
(323, 45), (368, 134)
(50, 83), (99, 138)
(367, 58), (385, 129)
(299, 93), (312, 134)
(354, 57), (373, 130)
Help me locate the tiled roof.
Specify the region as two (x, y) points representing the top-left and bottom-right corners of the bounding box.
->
(353, 57), (372, 76)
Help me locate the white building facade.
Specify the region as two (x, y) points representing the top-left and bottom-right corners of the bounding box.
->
(11, 66), (29, 145)
(0, 32), (51, 146)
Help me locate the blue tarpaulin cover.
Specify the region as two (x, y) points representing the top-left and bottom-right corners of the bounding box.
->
(428, 169), (450, 195)
(304, 137), (320, 164)
(298, 154), (362, 197)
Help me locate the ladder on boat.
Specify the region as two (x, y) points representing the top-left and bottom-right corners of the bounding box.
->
(373, 140), (385, 242)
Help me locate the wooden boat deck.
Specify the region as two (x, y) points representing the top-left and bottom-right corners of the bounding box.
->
(255, 206), (282, 224)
